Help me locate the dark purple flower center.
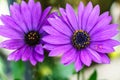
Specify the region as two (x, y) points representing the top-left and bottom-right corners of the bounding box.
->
(72, 30), (90, 49)
(24, 31), (40, 46)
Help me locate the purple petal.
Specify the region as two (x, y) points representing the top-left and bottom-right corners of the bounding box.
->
(59, 8), (71, 27)
(100, 54), (110, 64)
(35, 44), (44, 55)
(0, 15), (23, 32)
(89, 16), (112, 35)
(32, 2), (42, 30)
(43, 44), (58, 50)
(86, 5), (100, 32)
(48, 18), (72, 37)
(80, 49), (92, 66)
(10, 4), (28, 32)
(82, 2), (93, 30)
(28, 0), (35, 11)
(42, 35), (70, 45)
(98, 11), (109, 22)
(40, 6), (51, 25)
(7, 46), (26, 61)
(75, 53), (83, 72)
(30, 53), (37, 65)
(61, 48), (76, 65)
(34, 52), (44, 62)
(21, 1), (32, 30)
(66, 4), (78, 30)
(91, 29), (118, 41)
(0, 26), (23, 39)
(90, 40), (119, 53)
(87, 48), (102, 63)
(0, 39), (24, 50)
(78, 2), (84, 29)
(42, 26), (65, 36)
(48, 44), (72, 56)
(22, 46), (32, 61)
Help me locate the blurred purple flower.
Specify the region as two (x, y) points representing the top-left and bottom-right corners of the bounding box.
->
(0, 0), (51, 65)
(43, 2), (120, 72)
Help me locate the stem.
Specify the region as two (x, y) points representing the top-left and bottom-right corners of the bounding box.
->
(82, 69), (85, 80)
(77, 71), (80, 80)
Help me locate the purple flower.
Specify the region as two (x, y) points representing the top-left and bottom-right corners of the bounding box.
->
(42, 2), (120, 72)
(0, 0), (51, 65)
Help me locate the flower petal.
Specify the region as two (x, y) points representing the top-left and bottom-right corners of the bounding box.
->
(35, 44), (44, 55)
(100, 54), (110, 64)
(10, 4), (28, 32)
(0, 27), (23, 39)
(32, 2), (42, 30)
(82, 2), (93, 30)
(75, 53), (83, 72)
(90, 40), (119, 53)
(40, 6), (51, 25)
(48, 44), (72, 56)
(0, 15), (23, 32)
(78, 2), (84, 29)
(21, 1), (32, 30)
(86, 5), (100, 32)
(87, 48), (102, 63)
(80, 49), (92, 66)
(0, 39), (24, 50)
(22, 46), (32, 61)
(34, 52), (44, 62)
(66, 4), (78, 30)
(7, 46), (26, 61)
(61, 48), (76, 65)
(43, 44), (58, 50)
(42, 26), (65, 36)
(30, 54), (37, 65)
(48, 18), (72, 37)
(42, 35), (70, 45)
(89, 16), (112, 35)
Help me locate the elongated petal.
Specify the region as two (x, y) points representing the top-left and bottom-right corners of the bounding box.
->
(0, 39), (24, 50)
(42, 35), (70, 45)
(32, 2), (42, 30)
(10, 4), (28, 32)
(87, 48), (102, 63)
(42, 26), (66, 36)
(0, 15), (23, 32)
(35, 44), (44, 55)
(80, 49), (92, 66)
(66, 4), (78, 30)
(48, 18), (72, 37)
(61, 48), (76, 65)
(78, 2), (84, 29)
(34, 52), (44, 62)
(49, 44), (72, 56)
(89, 16), (112, 35)
(86, 5), (100, 32)
(7, 46), (26, 61)
(22, 47), (32, 61)
(82, 2), (93, 30)
(43, 44), (58, 50)
(75, 53), (83, 72)
(90, 40), (119, 53)
(0, 27), (23, 39)
(21, 1), (32, 30)
(100, 54), (110, 64)
(30, 54), (37, 65)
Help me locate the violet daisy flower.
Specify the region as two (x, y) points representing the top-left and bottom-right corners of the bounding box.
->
(0, 0), (51, 65)
(42, 2), (120, 71)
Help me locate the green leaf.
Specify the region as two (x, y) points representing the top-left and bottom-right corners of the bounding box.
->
(88, 70), (97, 80)
(10, 61), (25, 80)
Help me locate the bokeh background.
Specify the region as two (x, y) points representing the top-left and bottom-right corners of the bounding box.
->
(0, 0), (120, 80)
